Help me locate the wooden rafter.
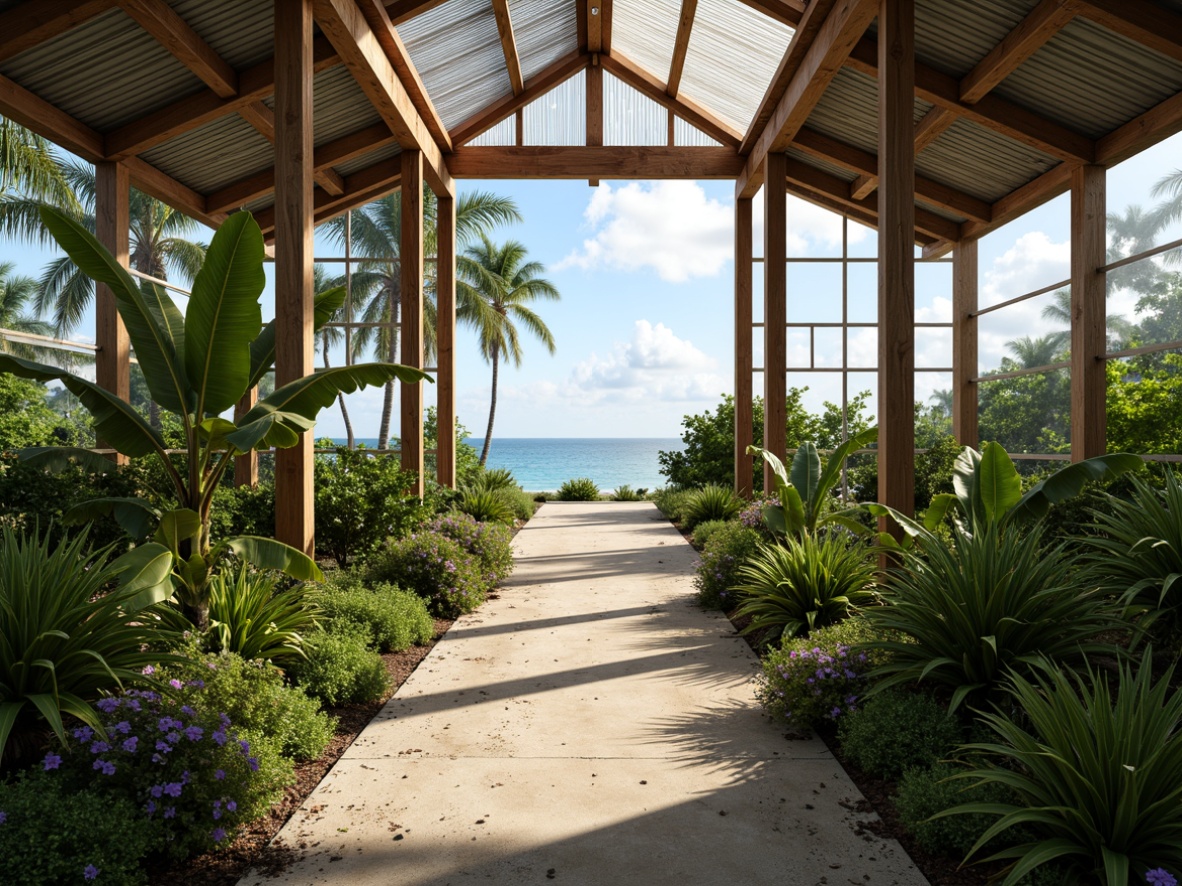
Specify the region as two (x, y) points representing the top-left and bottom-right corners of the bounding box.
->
(959, 0), (1076, 104)
(958, 161), (1075, 242)
(119, 0), (238, 98)
(256, 155), (403, 238)
(448, 146), (744, 179)
(450, 51), (589, 145)
(602, 53), (742, 147)
(384, 0), (449, 26)
(1075, 0), (1182, 66)
(237, 102), (345, 196)
(733, 0), (805, 28)
(491, 0), (525, 95)
(313, 0), (451, 194)
(602, 0), (613, 55)
(667, 0), (698, 98)
(913, 106), (956, 153)
(0, 0), (119, 64)
(1098, 87), (1182, 166)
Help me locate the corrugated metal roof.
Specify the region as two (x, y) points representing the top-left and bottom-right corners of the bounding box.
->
(996, 17), (1182, 139)
(805, 67), (930, 158)
(524, 68), (586, 144)
(604, 71), (664, 145)
(468, 116), (517, 146)
(167, 0), (276, 71)
(677, 0), (794, 133)
(611, 0), (680, 82)
(0, 7), (204, 131)
(332, 143), (402, 177)
(261, 65), (383, 149)
(917, 117), (1057, 203)
(398, 0), (514, 130)
(787, 150), (858, 184)
(674, 116), (721, 147)
(508, 0), (579, 82)
(910, 0), (1034, 77)
(140, 113), (274, 193)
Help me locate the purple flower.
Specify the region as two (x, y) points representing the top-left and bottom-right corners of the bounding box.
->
(84, 864), (99, 880)
(96, 697), (120, 713)
(150, 785), (165, 799)
(42, 752), (61, 771)
(146, 800), (156, 815)
(163, 782), (183, 798)
(181, 705), (196, 716)
(122, 736), (139, 753)
(212, 730), (227, 747)
(142, 665), (155, 675)
(90, 741), (109, 754)
(214, 769), (226, 781)
(169, 678), (183, 690)
(226, 799), (237, 812)
(184, 726), (204, 742)
(212, 827), (226, 843)
(0, 811), (7, 825)
(92, 759), (117, 776)
(1147, 871), (1178, 886)
(163, 806), (176, 819)
(156, 740), (171, 753)
(112, 721), (131, 735)
(158, 717), (176, 732)
(72, 726), (94, 743)
(248, 757), (259, 772)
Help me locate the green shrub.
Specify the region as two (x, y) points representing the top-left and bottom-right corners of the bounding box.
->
(165, 648), (336, 762)
(209, 481), (276, 540)
(681, 483), (742, 530)
(497, 486), (537, 521)
(0, 527), (172, 763)
(837, 690), (962, 778)
(612, 484), (645, 501)
(694, 522), (761, 609)
(895, 763), (1022, 859)
(691, 519), (730, 549)
(319, 574), (434, 653)
(866, 523), (1126, 713)
(0, 770), (152, 885)
(456, 488), (515, 525)
(467, 467), (517, 492)
(557, 477), (600, 501)
(756, 617), (890, 732)
(943, 657), (1182, 885)
(200, 564), (320, 663)
(287, 625), (391, 706)
(431, 512), (515, 587)
(651, 487), (693, 523)
(367, 531), (488, 617)
(734, 533), (877, 643)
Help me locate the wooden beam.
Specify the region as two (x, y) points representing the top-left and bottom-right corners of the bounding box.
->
(734, 0), (805, 28)
(447, 146), (744, 179)
(95, 161), (130, 466)
(577, 0), (588, 50)
(123, 156), (225, 228)
(1075, 0), (1182, 66)
(850, 174), (876, 200)
(846, 38), (1095, 164)
(764, 152), (788, 491)
(356, 0), (452, 152)
(667, 0), (698, 98)
(237, 101), (346, 196)
(600, 52), (741, 147)
(314, 0), (451, 194)
(273, 0), (315, 557)
(0, 0), (120, 64)
(384, 0), (450, 24)
(436, 193), (456, 489)
(877, 0), (916, 529)
(491, 0), (525, 95)
(913, 106), (956, 153)
(958, 0), (1076, 104)
(1097, 88), (1182, 166)
(738, 0), (879, 199)
(587, 59), (603, 186)
(952, 238), (978, 447)
(602, 0), (613, 54)
(1070, 164), (1106, 461)
(587, 0), (602, 52)
(400, 149), (425, 496)
(959, 160), (1075, 241)
(120, 0), (238, 98)
(451, 50), (588, 145)
(256, 156), (403, 237)
(734, 195), (755, 498)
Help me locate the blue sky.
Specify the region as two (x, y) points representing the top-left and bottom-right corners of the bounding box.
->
(5, 132), (1180, 440)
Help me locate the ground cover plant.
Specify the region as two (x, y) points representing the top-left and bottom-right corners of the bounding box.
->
(693, 521), (762, 610)
(287, 624), (392, 706)
(317, 573), (434, 653)
(837, 689), (962, 779)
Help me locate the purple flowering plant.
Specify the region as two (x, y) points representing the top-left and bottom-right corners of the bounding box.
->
(693, 522), (762, 610)
(429, 512), (514, 587)
(367, 530), (487, 617)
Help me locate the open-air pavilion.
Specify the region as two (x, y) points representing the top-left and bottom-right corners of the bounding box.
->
(3, 0), (1182, 552)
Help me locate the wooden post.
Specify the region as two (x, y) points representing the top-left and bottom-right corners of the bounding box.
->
(763, 153), (788, 491)
(273, 0), (315, 555)
(95, 161), (130, 465)
(401, 149), (425, 496)
(877, 0), (916, 532)
(234, 388), (259, 487)
(952, 238), (978, 447)
(1071, 164), (1106, 461)
(734, 195), (754, 498)
(587, 58), (602, 187)
(435, 193), (457, 489)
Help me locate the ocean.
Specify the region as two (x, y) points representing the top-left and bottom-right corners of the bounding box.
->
(336, 437), (684, 492)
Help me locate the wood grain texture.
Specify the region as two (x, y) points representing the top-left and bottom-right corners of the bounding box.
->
(120, 0), (238, 97)
(492, 0), (525, 95)
(913, 106), (955, 153)
(1097, 88), (1182, 166)
(763, 152), (788, 492)
(734, 0), (805, 28)
(734, 196), (755, 498)
(400, 150), (425, 496)
(958, 0), (1075, 104)
(0, 0), (119, 62)
(237, 102), (345, 195)
(447, 146), (744, 179)
(1075, 0), (1182, 65)
(1070, 164), (1106, 461)
(667, 0), (698, 98)
(952, 238), (978, 447)
(95, 161), (130, 465)
(435, 194), (456, 489)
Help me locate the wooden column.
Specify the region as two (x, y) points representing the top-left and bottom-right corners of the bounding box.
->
(273, 0), (315, 554)
(587, 59), (602, 187)
(401, 149), (425, 496)
(435, 193), (457, 489)
(234, 389), (259, 487)
(95, 161), (130, 465)
(952, 238), (978, 447)
(763, 153), (788, 491)
(877, 0), (916, 528)
(1071, 164), (1107, 461)
(734, 195), (754, 498)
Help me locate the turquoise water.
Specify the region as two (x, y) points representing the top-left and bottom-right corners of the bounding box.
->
(338, 437), (683, 492)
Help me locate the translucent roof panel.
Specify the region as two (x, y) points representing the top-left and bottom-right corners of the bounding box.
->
(398, 0), (513, 130)
(611, 0), (681, 81)
(677, 0), (795, 133)
(468, 116), (517, 146)
(604, 72), (666, 145)
(508, 0), (579, 81)
(523, 69), (586, 145)
(674, 116), (721, 147)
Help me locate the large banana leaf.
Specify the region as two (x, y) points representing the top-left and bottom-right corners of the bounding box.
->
(1011, 452), (1145, 522)
(815, 427), (878, 509)
(39, 205), (193, 415)
(218, 536), (323, 582)
(0, 354), (164, 457)
(64, 497), (160, 540)
(110, 543), (176, 610)
(246, 286), (347, 390)
(978, 441), (1022, 525)
(227, 363), (430, 451)
(185, 211), (265, 416)
(18, 446), (122, 474)
(789, 443), (822, 511)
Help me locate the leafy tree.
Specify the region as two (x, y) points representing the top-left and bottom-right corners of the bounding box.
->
(0, 374), (63, 449)
(1107, 357), (1182, 455)
(423, 405), (482, 488)
(459, 234), (559, 466)
(0, 116), (77, 208)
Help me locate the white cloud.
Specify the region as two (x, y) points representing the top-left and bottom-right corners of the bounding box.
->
(752, 191), (870, 255)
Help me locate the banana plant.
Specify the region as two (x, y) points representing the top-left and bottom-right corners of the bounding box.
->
(746, 427), (878, 538)
(0, 206), (430, 630)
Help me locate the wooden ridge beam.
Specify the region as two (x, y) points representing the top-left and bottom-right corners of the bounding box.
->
(587, 0), (603, 53)
(601, 52), (741, 147)
(120, 0), (238, 97)
(491, 0), (525, 95)
(1075, 0), (1182, 65)
(958, 0), (1077, 104)
(667, 0), (698, 98)
(602, 0), (613, 55)
(450, 51), (589, 145)
(447, 145), (744, 179)
(237, 102), (345, 196)
(0, 0), (119, 63)
(313, 0), (451, 195)
(737, 0), (878, 199)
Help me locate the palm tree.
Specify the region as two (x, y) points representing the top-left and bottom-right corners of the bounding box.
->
(929, 388), (953, 417)
(0, 262), (56, 362)
(322, 190), (521, 448)
(1006, 334), (1061, 369)
(313, 263), (357, 447)
(460, 234), (560, 466)
(1152, 168), (1182, 232)
(1040, 288), (1136, 350)
(0, 117), (77, 210)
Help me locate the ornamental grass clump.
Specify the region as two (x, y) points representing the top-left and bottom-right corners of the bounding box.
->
(366, 531), (488, 618)
(430, 512), (515, 587)
(557, 477), (600, 501)
(693, 522), (761, 610)
(680, 484), (742, 530)
(201, 563), (320, 663)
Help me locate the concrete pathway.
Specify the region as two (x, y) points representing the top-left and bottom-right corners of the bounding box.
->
(241, 502), (926, 886)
